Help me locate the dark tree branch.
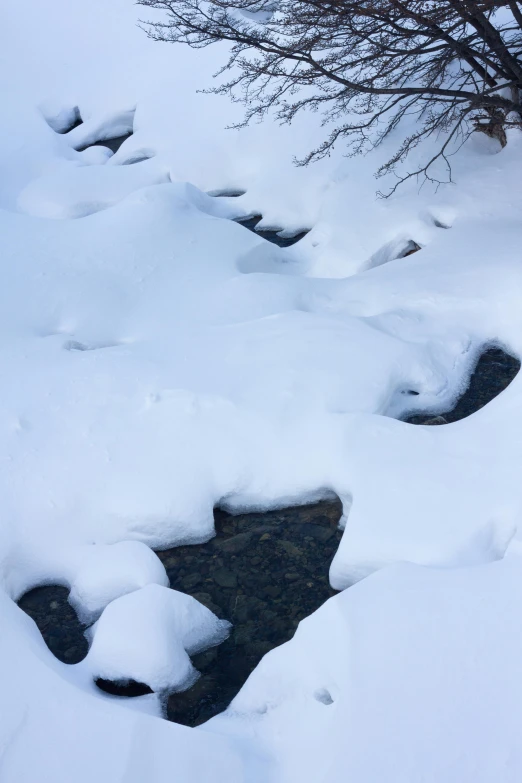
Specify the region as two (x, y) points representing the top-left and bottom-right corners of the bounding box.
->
(138, 0), (522, 193)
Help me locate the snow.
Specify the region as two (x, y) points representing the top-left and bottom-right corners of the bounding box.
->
(85, 584), (230, 692)
(2, 0), (522, 780)
(64, 108), (136, 151)
(0, 594), (251, 783)
(18, 157), (171, 218)
(69, 541), (170, 624)
(213, 555), (522, 783)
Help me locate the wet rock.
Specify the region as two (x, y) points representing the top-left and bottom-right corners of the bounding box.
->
(233, 595), (267, 623)
(181, 573), (202, 590)
(213, 532), (252, 554)
(299, 523), (335, 542)
(278, 540), (303, 558)
(213, 568), (238, 589)
(262, 585), (282, 599)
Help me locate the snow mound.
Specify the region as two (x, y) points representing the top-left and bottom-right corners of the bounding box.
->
(0, 595), (249, 783)
(17, 157), (171, 218)
(69, 541), (169, 624)
(85, 584), (231, 692)
(65, 108), (136, 151)
(39, 101), (81, 134)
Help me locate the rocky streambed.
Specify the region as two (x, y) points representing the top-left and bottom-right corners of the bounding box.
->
(19, 498), (343, 726)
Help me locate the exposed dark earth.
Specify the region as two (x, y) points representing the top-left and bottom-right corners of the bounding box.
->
(17, 345), (520, 726)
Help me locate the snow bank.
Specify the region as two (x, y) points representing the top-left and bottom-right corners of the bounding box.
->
(213, 554), (522, 783)
(18, 157), (171, 218)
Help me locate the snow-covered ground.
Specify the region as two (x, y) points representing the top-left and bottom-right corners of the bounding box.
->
(2, 1), (522, 781)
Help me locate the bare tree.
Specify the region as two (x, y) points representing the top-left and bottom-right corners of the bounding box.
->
(138, 0), (522, 193)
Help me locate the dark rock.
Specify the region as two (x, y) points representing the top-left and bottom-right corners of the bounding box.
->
(299, 524), (335, 542)
(277, 540), (303, 558)
(262, 585), (282, 599)
(181, 573), (202, 590)
(213, 568), (238, 589)
(213, 532), (253, 554)
(233, 595), (267, 623)
(399, 240), (421, 258)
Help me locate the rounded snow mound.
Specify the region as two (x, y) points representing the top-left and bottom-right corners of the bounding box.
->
(69, 541), (169, 624)
(85, 584), (231, 693)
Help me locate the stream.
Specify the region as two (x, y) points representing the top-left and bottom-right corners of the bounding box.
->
(18, 345), (520, 726)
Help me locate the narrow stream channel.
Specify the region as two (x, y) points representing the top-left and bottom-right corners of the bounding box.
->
(404, 347), (520, 425)
(17, 346), (520, 726)
(18, 499), (343, 726)
(235, 215), (309, 248)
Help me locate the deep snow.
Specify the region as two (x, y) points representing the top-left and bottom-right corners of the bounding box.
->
(2, 0), (522, 781)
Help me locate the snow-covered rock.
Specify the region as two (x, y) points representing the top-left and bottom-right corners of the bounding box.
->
(85, 584), (230, 692)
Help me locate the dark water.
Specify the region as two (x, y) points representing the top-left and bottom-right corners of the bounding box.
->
(235, 215), (309, 248)
(209, 191), (311, 247)
(18, 499), (343, 725)
(405, 347), (520, 425)
(161, 500), (342, 725)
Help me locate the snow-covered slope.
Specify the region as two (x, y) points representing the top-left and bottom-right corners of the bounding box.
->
(2, 1), (522, 781)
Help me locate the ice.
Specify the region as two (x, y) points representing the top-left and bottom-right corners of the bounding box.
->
(85, 584), (231, 693)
